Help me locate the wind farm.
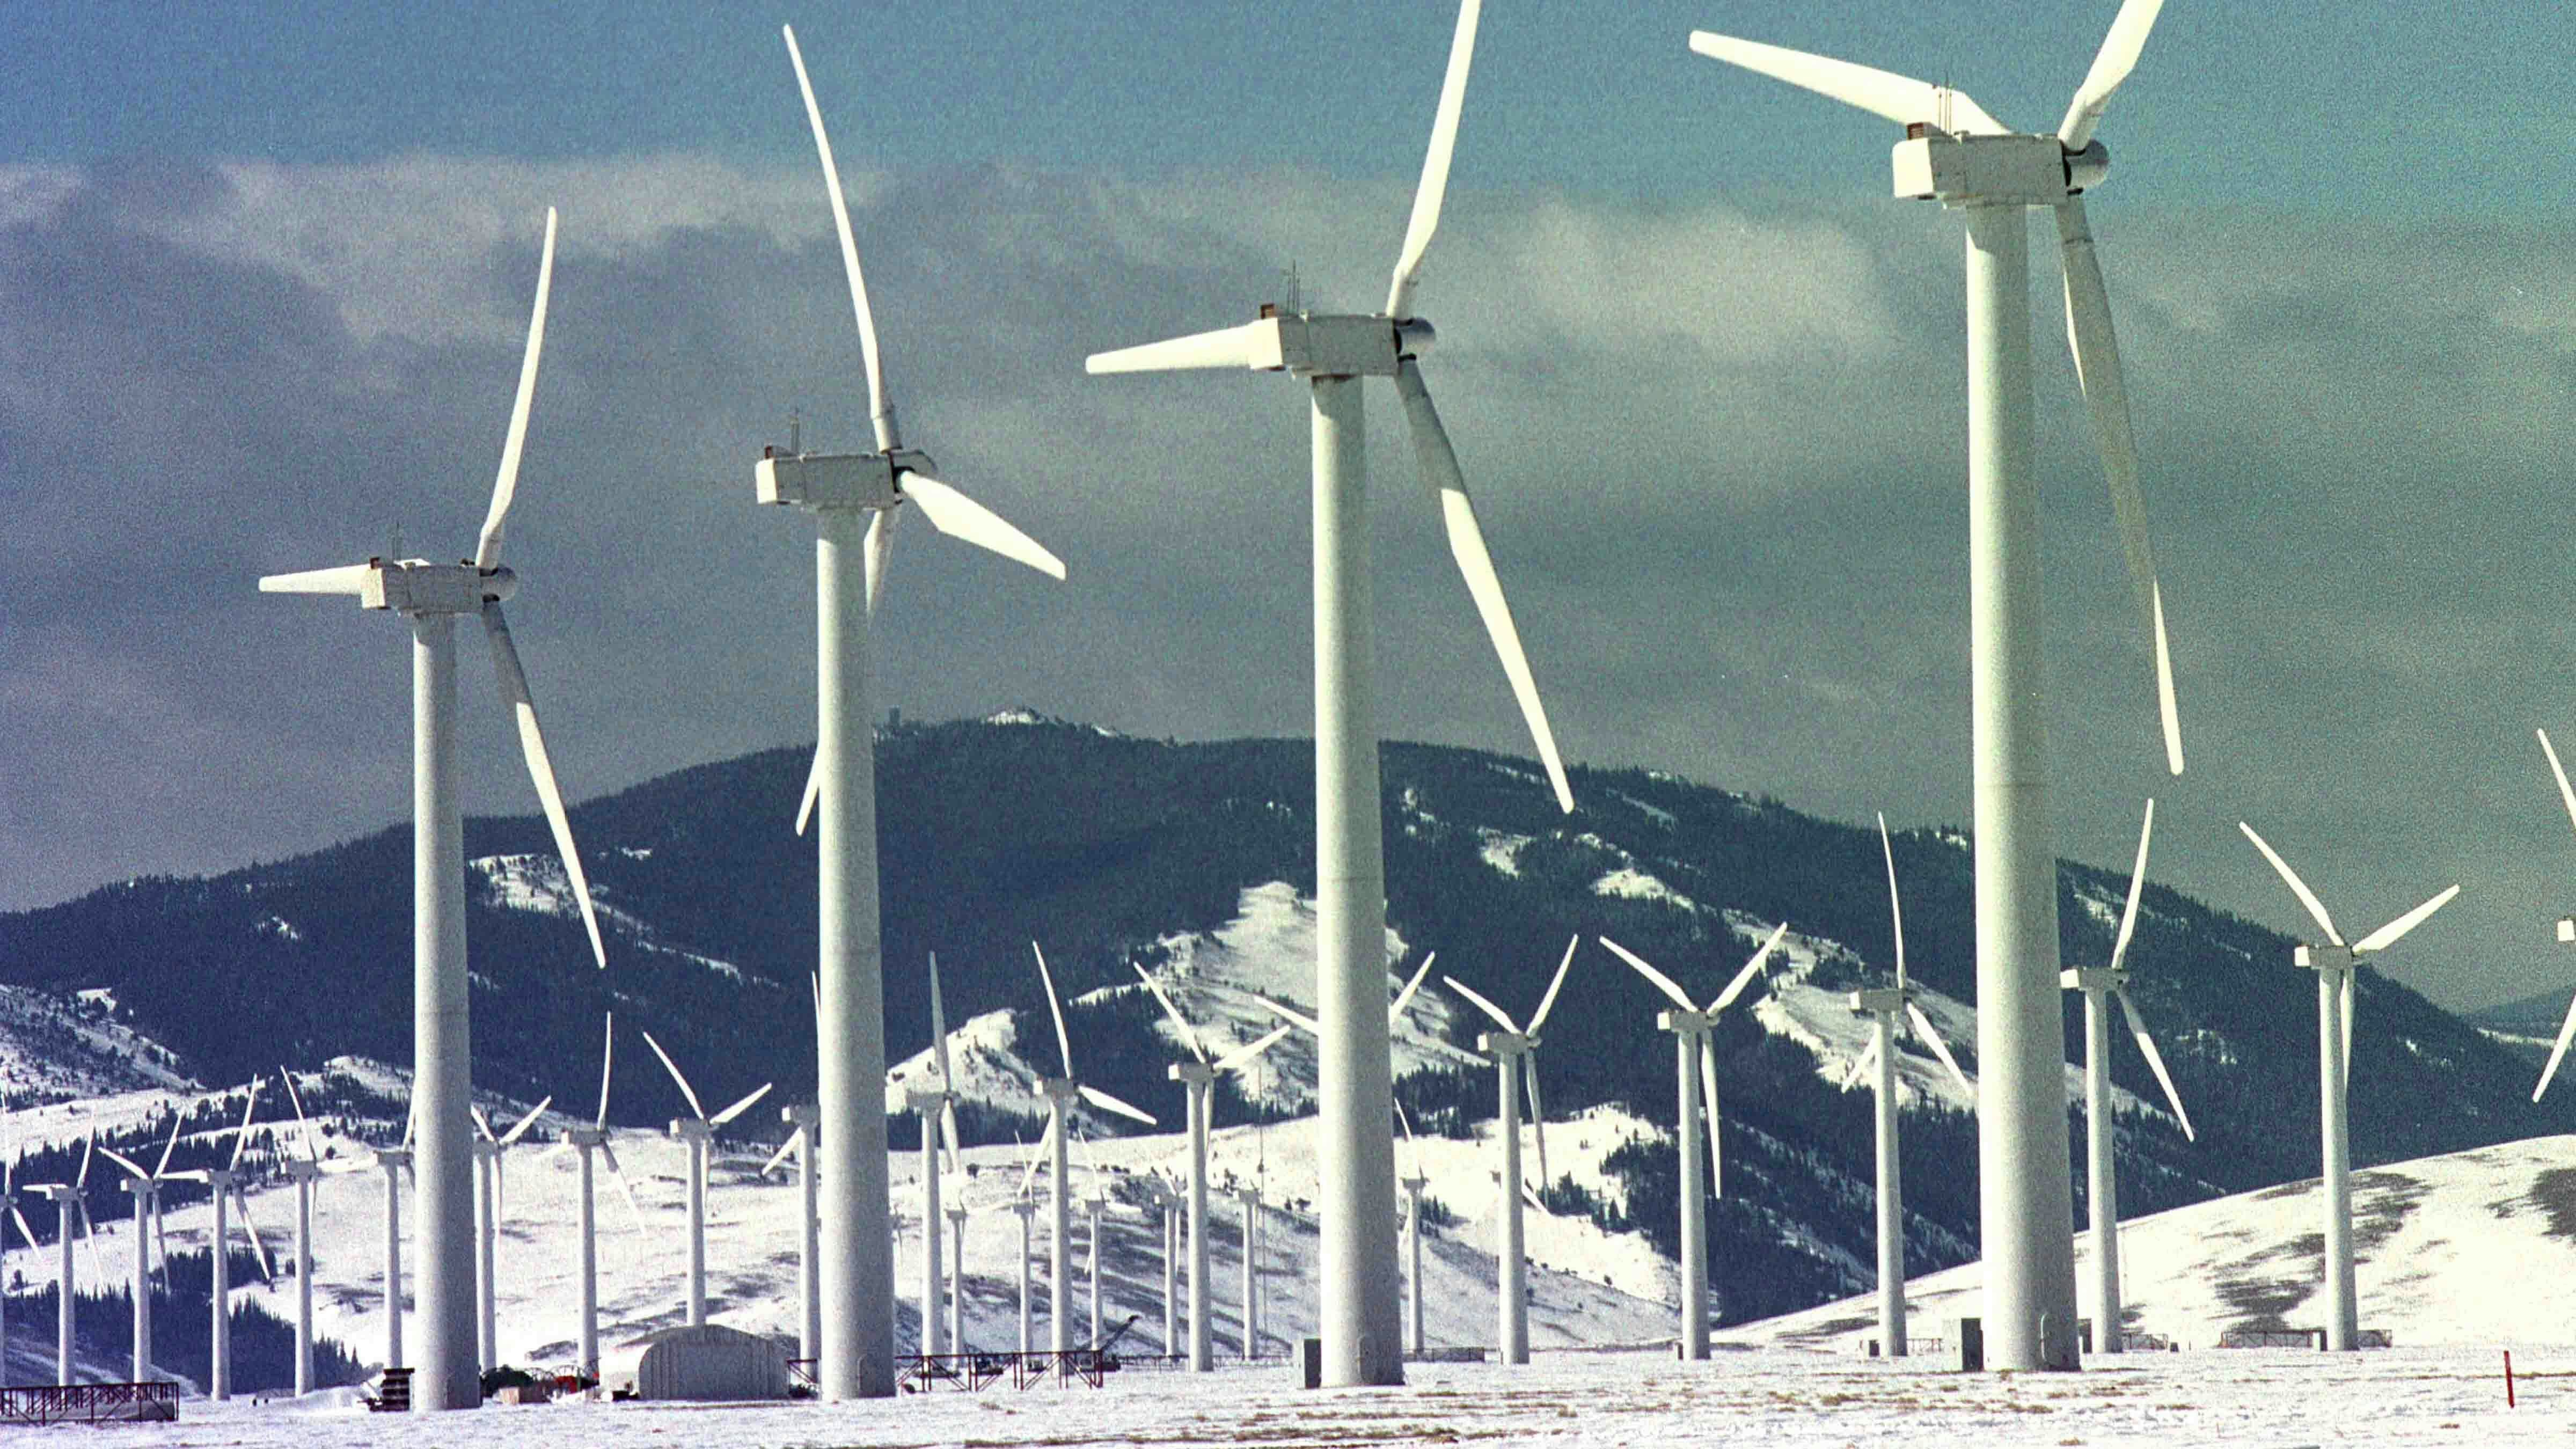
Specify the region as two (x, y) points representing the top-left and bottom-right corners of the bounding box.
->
(13, 0), (2576, 1444)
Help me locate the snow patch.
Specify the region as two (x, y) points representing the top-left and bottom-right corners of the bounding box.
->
(1591, 867), (1700, 913)
(1479, 830), (1532, 878)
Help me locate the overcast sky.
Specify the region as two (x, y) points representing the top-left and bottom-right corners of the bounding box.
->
(8, 1), (2576, 1014)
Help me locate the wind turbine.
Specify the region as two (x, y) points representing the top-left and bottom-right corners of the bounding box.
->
(275, 1070), (330, 1396)
(27, 1135), (105, 1386)
(2527, 730), (2576, 1102)
(1134, 962), (1292, 1371)
(764, 1102), (823, 1366)
(1027, 943), (1155, 1355)
(260, 206), (604, 1410)
(2060, 800), (2197, 1354)
(1395, 1103), (1430, 1358)
(2238, 821), (2459, 1352)
(642, 1029), (773, 1328)
(897, 952), (968, 1357)
(1690, 0), (2185, 1371)
(469, 1095), (551, 1372)
(0, 1147), (41, 1382)
(553, 1024), (654, 1380)
(765, 26), (1067, 1401)
(1846, 814), (1978, 1360)
(1598, 923), (1791, 1359)
(96, 1113), (187, 1382)
(1085, 0), (1570, 1386)
(1440, 936), (1580, 1366)
(168, 1079), (281, 1400)
(327, 1109), (421, 1374)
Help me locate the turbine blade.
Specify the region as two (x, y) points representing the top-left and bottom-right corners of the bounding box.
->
(2111, 798), (2156, 973)
(1440, 975), (1521, 1036)
(782, 25), (890, 438)
(599, 1143), (649, 1233)
(1388, 951), (1439, 1026)
(1422, 1036), (1493, 1070)
(2057, 0), (2168, 150)
(1254, 995), (1321, 1036)
(863, 506), (899, 618)
(474, 206), (557, 572)
(481, 602), (608, 967)
(2236, 822), (2345, 947)
(795, 747), (821, 837)
(1878, 813), (1908, 987)
(640, 1030), (707, 1122)
(711, 1082), (774, 1129)
(154, 1113), (181, 1179)
(97, 1147), (151, 1184)
(2542, 728), (2576, 843)
(279, 1067), (319, 1163)
(257, 563), (374, 596)
(929, 952), (957, 1086)
(1522, 1053), (1549, 1188)
(1710, 923), (1790, 1015)
(901, 474), (1067, 581)
(1395, 1099), (1420, 1170)
(1699, 1048), (1725, 1201)
(1907, 1002), (1975, 1102)
(1031, 940), (1076, 1078)
(1084, 321), (1268, 375)
(234, 1188), (275, 1282)
(2353, 885), (2461, 955)
(10, 1205), (36, 1254)
(1394, 359), (1573, 813)
(1527, 935), (1580, 1032)
(1079, 1084), (1159, 1128)
(1016, 1120), (1053, 1202)
(2057, 198), (2183, 775)
(1598, 936), (1696, 1014)
(2113, 987), (2195, 1141)
(761, 1131), (799, 1179)
(1385, 0), (1483, 317)
(1687, 31), (2009, 135)
(500, 1096), (553, 1147)
(2536, 988), (2576, 1103)
(941, 1100), (963, 1177)
(229, 1077), (262, 1170)
(596, 1012), (616, 1129)
(1214, 1024), (1292, 1075)
(1131, 964), (1210, 1062)
(472, 1105), (498, 1144)
(77, 1133), (94, 1189)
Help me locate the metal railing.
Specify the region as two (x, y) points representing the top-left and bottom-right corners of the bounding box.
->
(897, 1348), (1116, 1392)
(0, 1381), (180, 1425)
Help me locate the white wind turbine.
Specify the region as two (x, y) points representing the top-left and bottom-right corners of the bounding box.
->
(275, 1070), (331, 1395)
(547, 1014), (646, 1381)
(1690, 0), (2185, 1371)
(1845, 814), (1979, 1360)
(899, 952), (968, 1357)
(27, 1135), (107, 1387)
(1028, 943), (1156, 1355)
(1598, 923), (1790, 1359)
(2527, 729), (2576, 1102)
(96, 1113), (187, 1382)
(1440, 936), (1582, 1367)
(641, 1030), (773, 1329)
(329, 1110), (419, 1373)
(1133, 962), (1292, 1371)
(1085, 0), (1571, 1386)
(2060, 800), (2197, 1354)
(0, 1143), (42, 1382)
(167, 1079), (281, 1400)
(2238, 821), (2458, 1352)
(763, 1101), (822, 1365)
(1394, 1103), (1431, 1358)
(469, 1094), (551, 1372)
(765, 26), (1066, 1401)
(261, 206), (604, 1410)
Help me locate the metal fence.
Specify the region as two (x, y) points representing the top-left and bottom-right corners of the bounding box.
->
(0, 1381), (180, 1425)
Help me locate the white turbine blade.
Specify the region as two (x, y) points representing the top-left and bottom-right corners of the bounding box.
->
(2236, 822), (2345, 947)
(1214, 1024), (1293, 1075)
(862, 504), (899, 619)
(901, 474), (1067, 582)
(2110, 798), (2157, 974)
(640, 1030), (708, 1122)
(1394, 360), (1573, 814)
(500, 1095), (553, 1147)
(1255, 995), (1321, 1036)
(940, 1100), (963, 1177)
(401, 1104), (415, 1151)
(1395, 1099), (1421, 1175)
(1031, 941), (1077, 1079)
(473, 206), (557, 572)
(1130, 962), (1209, 1063)
(598, 1143), (649, 1233)
(1440, 975), (1522, 1036)
(257, 564), (373, 596)
(472, 1105), (499, 1144)
(228, 1077), (262, 1169)
(1079, 1084), (1159, 1128)
(2340, 974), (2355, 1100)
(2352, 885), (2462, 955)
(1422, 1037), (1492, 1070)
(1527, 935), (1580, 1033)
(279, 1066), (320, 1163)
(1384, 0), (1482, 317)
(1878, 813), (1908, 987)
(1598, 936), (1696, 1014)
(1016, 1122), (1053, 1202)
(97, 1147), (151, 1184)
(2540, 729), (2576, 843)
(1906, 1002), (1976, 1101)
(481, 602), (608, 968)
(2534, 990), (2576, 1102)
(782, 25), (888, 431)
(1388, 951), (1439, 1026)
(76, 1202), (105, 1282)
(2057, 0), (2168, 150)
(2113, 987), (2195, 1141)
(929, 952), (957, 1086)
(2057, 199), (2183, 777)
(711, 1081), (775, 1129)
(1699, 1048), (1725, 1202)
(596, 1012), (616, 1130)
(1711, 923), (1791, 1015)
(153, 1113), (181, 1179)
(76, 1132), (94, 1189)
(760, 1133), (799, 1179)
(1522, 1053), (1549, 1188)
(165, 1168), (214, 1185)
(1085, 321), (1268, 375)
(794, 747), (822, 837)
(1687, 31), (2009, 136)
(9, 1204), (36, 1254)
(233, 1188), (275, 1282)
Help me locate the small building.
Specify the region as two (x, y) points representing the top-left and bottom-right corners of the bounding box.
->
(616, 1325), (793, 1402)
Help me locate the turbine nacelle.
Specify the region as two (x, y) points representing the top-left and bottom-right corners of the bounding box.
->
(1893, 130), (2083, 207)
(755, 448), (932, 511)
(1849, 985), (1912, 1016)
(2058, 965), (2127, 992)
(2557, 917), (2575, 945)
(2293, 942), (2360, 971)
(1475, 1029), (1534, 1057)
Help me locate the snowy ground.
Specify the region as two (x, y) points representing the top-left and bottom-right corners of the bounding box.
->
(31, 1342), (2573, 1447)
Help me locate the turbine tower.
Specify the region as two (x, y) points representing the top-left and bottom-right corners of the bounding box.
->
(169, 1079), (281, 1400)
(764, 1102), (823, 1364)
(470, 1095), (550, 1372)
(2059, 801), (2196, 1353)
(546, 1013), (641, 1382)
(27, 1136), (103, 1387)
(769, 26), (1067, 1400)
(96, 1114), (186, 1383)
(642, 1029), (773, 1328)
(1028, 943), (1157, 1353)
(277, 1069), (331, 1395)
(1599, 923), (1790, 1358)
(1690, 0), (2185, 1371)
(1085, 0), (1574, 1385)
(260, 206), (605, 1409)
(1441, 938), (1581, 1366)
(2238, 821), (2458, 1351)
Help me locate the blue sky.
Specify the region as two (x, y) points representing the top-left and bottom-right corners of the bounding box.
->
(8, 1), (2576, 1018)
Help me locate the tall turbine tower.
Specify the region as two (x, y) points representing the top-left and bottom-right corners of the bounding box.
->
(1689, 0), (2187, 1369)
(1085, 0), (1573, 1385)
(642, 1029), (772, 1328)
(1028, 943), (1157, 1353)
(1441, 939), (1581, 1366)
(260, 207), (605, 1408)
(2238, 822), (2458, 1351)
(769, 26), (1067, 1399)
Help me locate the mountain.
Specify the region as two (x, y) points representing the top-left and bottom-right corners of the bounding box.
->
(3, 712), (2568, 1328)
